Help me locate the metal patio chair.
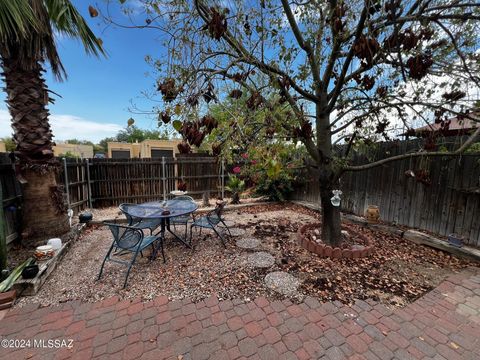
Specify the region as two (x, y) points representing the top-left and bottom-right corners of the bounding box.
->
(169, 195), (195, 240)
(189, 201), (231, 247)
(119, 203), (162, 234)
(98, 222), (164, 288)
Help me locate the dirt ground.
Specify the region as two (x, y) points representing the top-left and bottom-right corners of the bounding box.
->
(13, 203), (477, 308)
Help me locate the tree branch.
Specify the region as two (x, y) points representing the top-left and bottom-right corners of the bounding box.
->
(280, 0), (322, 90)
(344, 126), (480, 172)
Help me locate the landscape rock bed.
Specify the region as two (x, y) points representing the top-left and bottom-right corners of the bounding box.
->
(12, 203), (478, 308)
(298, 222), (374, 259)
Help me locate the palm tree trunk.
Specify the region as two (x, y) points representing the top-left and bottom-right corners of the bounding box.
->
(2, 55), (69, 238)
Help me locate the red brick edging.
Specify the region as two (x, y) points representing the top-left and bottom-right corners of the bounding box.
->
(297, 223), (374, 259)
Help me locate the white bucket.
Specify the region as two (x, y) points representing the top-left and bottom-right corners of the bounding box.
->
(47, 238), (62, 250)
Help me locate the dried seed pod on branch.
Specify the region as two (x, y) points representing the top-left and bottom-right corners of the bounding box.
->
(159, 110), (171, 124)
(406, 54), (434, 80)
(204, 7), (227, 40)
(201, 115), (219, 133)
(353, 35), (380, 66)
(246, 92), (263, 110)
(187, 94), (200, 107)
(177, 142), (191, 154)
(442, 91), (466, 102)
(229, 89), (243, 99)
(158, 78), (182, 102)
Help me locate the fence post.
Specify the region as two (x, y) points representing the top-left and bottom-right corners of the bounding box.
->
(162, 156), (167, 203)
(221, 158), (225, 200)
(86, 159), (92, 208)
(63, 157), (71, 210)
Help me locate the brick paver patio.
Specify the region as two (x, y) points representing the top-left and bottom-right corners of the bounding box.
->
(1, 269), (479, 359)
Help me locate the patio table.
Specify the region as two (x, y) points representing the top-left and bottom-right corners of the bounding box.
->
(124, 199), (198, 258)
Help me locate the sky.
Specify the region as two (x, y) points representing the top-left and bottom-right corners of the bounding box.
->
(0, 0), (163, 143)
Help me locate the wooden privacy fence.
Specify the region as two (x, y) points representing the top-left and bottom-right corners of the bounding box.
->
(291, 142), (480, 247)
(0, 154), (22, 245)
(0, 156), (223, 243)
(61, 156), (224, 209)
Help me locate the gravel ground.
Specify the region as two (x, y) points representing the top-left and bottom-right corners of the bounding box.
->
(14, 203), (477, 308)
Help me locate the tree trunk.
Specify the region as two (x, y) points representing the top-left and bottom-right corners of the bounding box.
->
(21, 169), (69, 238)
(314, 99), (342, 247)
(1, 54), (69, 239)
(320, 187), (342, 247)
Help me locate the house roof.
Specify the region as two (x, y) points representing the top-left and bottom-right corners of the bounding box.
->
(405, 113), (480, 137)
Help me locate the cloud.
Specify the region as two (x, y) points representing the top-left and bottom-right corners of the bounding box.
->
(0, 109), (122, 143)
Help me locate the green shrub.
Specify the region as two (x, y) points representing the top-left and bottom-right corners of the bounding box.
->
(225, 175), (245, 204)
(254, 169), (294, 201)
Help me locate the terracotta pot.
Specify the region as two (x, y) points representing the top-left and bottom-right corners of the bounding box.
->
(365, 205), (380, 223)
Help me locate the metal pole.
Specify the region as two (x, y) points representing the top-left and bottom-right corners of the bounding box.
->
(162, 156), (166, 203)
(86, 159), (92, 208)
(221, 158), (225, 200)
(63, 157), (71, 209)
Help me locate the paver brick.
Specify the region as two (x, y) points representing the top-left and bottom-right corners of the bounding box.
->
(346, 334), (369, 353)
(2, 270), (480, 359)
(238, 337), (257, 357)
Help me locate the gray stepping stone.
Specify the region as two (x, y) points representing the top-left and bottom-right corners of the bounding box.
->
(236, 237), (261, 249)
(223, 220), (235, 227)
(228, 228), (246, 237)
(265, 271), (300, 296)
(248, 252), (275, 268)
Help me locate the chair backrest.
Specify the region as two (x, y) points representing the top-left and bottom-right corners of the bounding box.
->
(175, 195), (194, 202)
(207, 201), (226, 225)
(119, 203), (140, 225)
(105, 222), (143, 250)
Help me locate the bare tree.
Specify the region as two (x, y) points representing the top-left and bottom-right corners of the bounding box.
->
(108, 0), (480, 246)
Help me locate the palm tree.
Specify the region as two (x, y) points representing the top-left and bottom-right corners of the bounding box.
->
(0, 0), (104, 239)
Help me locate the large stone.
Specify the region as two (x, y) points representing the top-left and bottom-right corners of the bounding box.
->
(248, 252), (275, 268)
(228, 228), (246, 237)
(236, 237), (261, 249)
(264, 271), (300, 296)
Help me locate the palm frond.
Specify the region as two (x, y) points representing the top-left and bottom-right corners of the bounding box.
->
(0, 0), (38, 44)
(46, 0), (106, 57)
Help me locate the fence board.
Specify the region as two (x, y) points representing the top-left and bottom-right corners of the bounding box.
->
(290, 140), (480, 247)
(0, 154), (22, 244)
(89, 157), (221, 207)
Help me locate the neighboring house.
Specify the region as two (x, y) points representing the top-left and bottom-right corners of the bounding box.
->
(53, 143), (94, 158)
(405, 112), (480, 138)
(0, 142), (5, 153)
(108, 139), (183, 159)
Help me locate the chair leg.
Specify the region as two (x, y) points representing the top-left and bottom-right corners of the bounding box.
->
(98, 243), (115, 280)
(190, 225), (195, 250)
(212, 226), (227, 248)
(221, 220), (232, 237)
(160, 238), (166, 263)
(123, 249), (141, 289)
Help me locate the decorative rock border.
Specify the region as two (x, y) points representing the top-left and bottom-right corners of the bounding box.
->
(297, 222), (374, 259)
